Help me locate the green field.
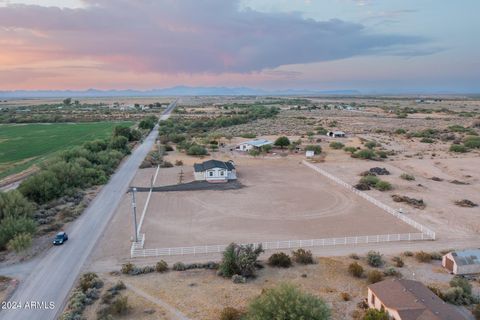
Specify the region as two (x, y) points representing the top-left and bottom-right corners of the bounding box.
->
(0, 122), (134, 180)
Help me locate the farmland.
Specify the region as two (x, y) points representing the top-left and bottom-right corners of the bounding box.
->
(0, 121), (133, 180)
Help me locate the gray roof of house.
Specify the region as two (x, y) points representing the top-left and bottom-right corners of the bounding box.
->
(241, 139), (272, 147)
(194, 160), (235, 172)
(450, 249), (480, 266)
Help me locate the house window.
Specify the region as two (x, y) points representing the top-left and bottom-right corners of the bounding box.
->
(220, 171), (224, 176)
(371, 294), (375, 305)
(209, 172), (213, 177)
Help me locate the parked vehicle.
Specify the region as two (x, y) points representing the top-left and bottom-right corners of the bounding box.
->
(53, 232), (68, 245)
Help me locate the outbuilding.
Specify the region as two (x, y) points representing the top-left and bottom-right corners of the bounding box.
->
(327, 131), (346, 138)
(368, 279), (467, 320)
(193, 160), (236, 183)
(236, 139), (272, 151)
(442, 249), (480, 275)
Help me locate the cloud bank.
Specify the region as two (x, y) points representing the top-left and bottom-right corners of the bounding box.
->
(0, 0), (430, 74)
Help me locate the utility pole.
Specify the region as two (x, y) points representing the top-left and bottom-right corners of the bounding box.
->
(130, 187), (138, 242)
(178, 169), (184, 184)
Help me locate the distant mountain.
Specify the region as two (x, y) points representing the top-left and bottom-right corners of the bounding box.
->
(0, 86), (361, 98)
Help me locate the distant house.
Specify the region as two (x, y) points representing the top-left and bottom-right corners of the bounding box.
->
(368, 279), (466, 320)
(327, 131), (346, 138)
(442, 249), (480, 275)
(237, 139), (272, 151)
(193, 160), (236, 183)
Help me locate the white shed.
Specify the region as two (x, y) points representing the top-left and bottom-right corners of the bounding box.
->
(305, 150), (315, 158)
(442, 249), (480, 275)
(327, 131), (346, 138)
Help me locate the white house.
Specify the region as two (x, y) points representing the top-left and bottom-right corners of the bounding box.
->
(327, 131), (346, 138)
(193, 160), (236, 183)
(236, 139), (273, 151)
(368, 279), (467, 320)
(305, 150), (315, 158)
(442, 249), (480, 275)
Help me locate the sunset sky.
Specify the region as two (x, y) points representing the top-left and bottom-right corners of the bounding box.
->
(0, 0), (479, 93)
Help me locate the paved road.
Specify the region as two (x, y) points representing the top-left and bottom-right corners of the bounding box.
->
(0, 100), (177, 320)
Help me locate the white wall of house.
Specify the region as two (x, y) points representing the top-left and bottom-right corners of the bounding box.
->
(237, 143), (253, 151)
(194, 171), (204, 181)
(227, 169), (236, 180)
(205, 168), (228, 181)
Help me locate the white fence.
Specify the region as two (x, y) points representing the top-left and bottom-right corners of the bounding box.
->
(301, 161), (436, 239)
(131, 232), (429, 258)
(130, 161), (435, 258)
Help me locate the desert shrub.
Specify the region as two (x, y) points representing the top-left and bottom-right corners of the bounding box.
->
(220, 306), (243, 320)
(420, 137), (435, 143)
(160, 160), (173, 168)
(245, 283), (330, 320)
(365, 141), (378, 149)
(292, 248), (314, 264)
(376, 151), (388, 159)
(375, 180), (392, 191)
(79, 272), (103, 292)
(316, 127), (328, 135)
(0, 190), (35, 220)
(450, 276), (472, 296)
(415, 251), (432, 263)
(363, 308), (389, 320)
(348, 262), (364, 278)
(274, 136), (291, 149)
(340, 292), (351, 301)
(0, 216), (36, 249)
(232, 274), (247, 284)
(349, 253), (360, 260)
(240, 133), (256, 139)
(155, 260), (168, 273)
(164, 144), (174, 151)
(174, 160), (183, 166)
(403, 251), (413, 257)
(443, 286), (473, 305)
(430, 252), (442, 260)
(7, 232), (32, 252)
(395, 128), (407, 134)
(218, 243), (263, 278)
(172, 262), (186, 271)
(121, 262), (134, 274)
(366, 251), (384, 267)
(268, 252), (292, 268)
(329, 141), (345, 149)
(473, 304), (480, 320)
(367, 270), (384, 284)
(344, 146), (357, 154)
(428, 285), (445, 300)
(383, 267), (399, 277)
(353, 149), (376, 160)
(360, 175), (380, 187)
(248, 149), (261, 157)
(464, 136), (480, 149)
(110, 296), (130, 315)
(392, 256), (404, 267)
(305, 145), (322, 154)
(187, 144), (208, 156)
(450, 144), (468, 153)
(400, 173), (415, 181)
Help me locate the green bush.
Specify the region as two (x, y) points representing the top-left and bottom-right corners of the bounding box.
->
(274, 136), (291, 149)
(316, 127), (328, 135)
(292, 248), (314, 264)
(110, 296), (130, 315)
(172, 262), (186, 271)
(268, 252), (292, 268)
(240, 133), (256, 139)
(392, 256), (404, 268)
(187, 144), (208, 156)
(245, 284), (330, 320)
(305, 145), (322, 154)
(375, 180), (393, 191)
(395, 128), (407, 134)
(360, 176), (380, 187)
(420, 137), (435, 143)
(366, 251), (383, 267)
(464, 136), (480, 149)
(365, 141), (378, 149)
(218, 243), (263, 278)
(450, 144), (468, 153)
(121, 262), (134, 274)
(363, 309), (389, 320)
(0, 216), (36, 249)
(353, 149), (376, 159)
(220, 307), (243, 320)
(329, 141), (345, 149)
(0, 190), (35, 220)
(7, 233), (32, 252)
(473, 304), (480, 320)
(248, 149), (261, 157)
(343, 146), (357, 154)
(400, 173), (415, 181)
(155, 260), (168, 273)
(367, 270), (384, 284)
(348, 262), (364, 278)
